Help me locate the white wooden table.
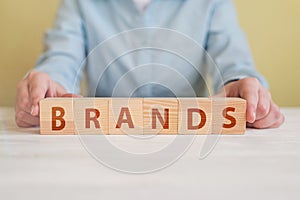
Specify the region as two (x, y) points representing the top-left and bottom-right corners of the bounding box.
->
(0, 107), (299, 200)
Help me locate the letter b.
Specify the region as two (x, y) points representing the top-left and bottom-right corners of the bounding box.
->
(52, 107), (66, 131)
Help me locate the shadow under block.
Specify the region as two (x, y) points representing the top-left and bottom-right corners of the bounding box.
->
(40, 98), (75, 135)
(74, 98), (109, 134)
(39, 98), (246, 135)
(178, 98), (212, 135)
(143, 98), (178, 135)
(109, 98), (143, 135)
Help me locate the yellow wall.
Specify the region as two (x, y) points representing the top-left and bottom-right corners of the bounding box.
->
(0, 0), (299, 106)
(235, 0), (300, 106)
(0, 0), (61, 106)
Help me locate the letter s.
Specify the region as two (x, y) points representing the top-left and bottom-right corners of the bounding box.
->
(223, 107), (237, 129)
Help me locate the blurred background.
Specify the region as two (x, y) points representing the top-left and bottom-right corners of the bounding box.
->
(0, 0), (299, 106)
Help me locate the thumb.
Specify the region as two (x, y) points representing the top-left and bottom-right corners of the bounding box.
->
(28, 74), (53, 116)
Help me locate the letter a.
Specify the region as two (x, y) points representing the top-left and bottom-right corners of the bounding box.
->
(116, 108), (134, 129)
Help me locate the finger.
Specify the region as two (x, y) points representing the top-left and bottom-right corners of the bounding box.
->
(15, 110), (40, 127)
(255, 89), (271, 120)
(21, 115), (40, 126)
(45, 79), (55, 98)
(269, 114), (285, 128)
(15, 118), (32, 128)
(239, 83), (259, 123)
(15, 80), (35, 127)
(16, 80), (32, 114)
(28, 74), (52, 116)
(251, 102), (282, 129)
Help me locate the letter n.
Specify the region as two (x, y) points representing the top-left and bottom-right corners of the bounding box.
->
(152, 109), (169, 129)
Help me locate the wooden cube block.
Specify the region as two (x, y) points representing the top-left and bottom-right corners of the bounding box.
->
(143, 98), (178, 135)
(178, 98), (212, 135)
(211, 98), (246, 134)
(74, 98), (109, 134)
(39, 97), (246, 135)
(109, 98), (143, 135)
(40, 98), (75, 135)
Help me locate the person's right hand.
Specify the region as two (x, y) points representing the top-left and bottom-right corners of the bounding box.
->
(15, 71), (71, 127)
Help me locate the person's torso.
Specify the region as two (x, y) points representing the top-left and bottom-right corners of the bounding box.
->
(78, 0), (215, 97)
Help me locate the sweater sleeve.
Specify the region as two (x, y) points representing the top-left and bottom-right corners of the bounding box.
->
(35, 0), (86, 93)
(206, 0), (268, 93)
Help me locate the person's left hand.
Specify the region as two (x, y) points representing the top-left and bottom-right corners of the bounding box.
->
(216, 77), (284, 129)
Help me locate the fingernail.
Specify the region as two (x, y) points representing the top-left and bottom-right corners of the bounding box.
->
(31, 105), (38, 116)
(252, 111), (256, 120)
(31, 105), (35, 115)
